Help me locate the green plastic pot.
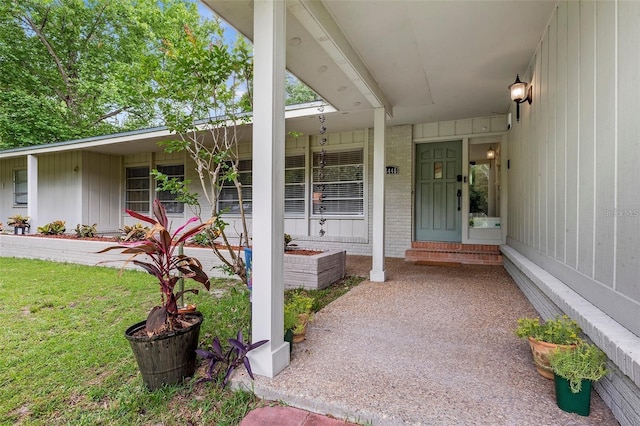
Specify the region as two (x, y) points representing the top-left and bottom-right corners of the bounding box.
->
(554, 374), (592, 416)
(125, 312), (203, 391)
(284, 328), (293, 354)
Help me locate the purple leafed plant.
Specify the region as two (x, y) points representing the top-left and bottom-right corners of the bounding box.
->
(98, 199), (212, 336)
(196, 330), (268, 388)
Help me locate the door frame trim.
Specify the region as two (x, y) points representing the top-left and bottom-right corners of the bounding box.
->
(412, 131), (508, 245)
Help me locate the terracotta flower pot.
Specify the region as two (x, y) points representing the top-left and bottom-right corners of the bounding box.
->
(528, 336), (576, 379)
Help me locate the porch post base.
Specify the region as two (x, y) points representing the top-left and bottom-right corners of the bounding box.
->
(247, 341), (290, 378)
(369, 269), (387, 282)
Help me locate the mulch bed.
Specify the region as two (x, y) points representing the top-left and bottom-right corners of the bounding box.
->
(22, 234), (322, 256)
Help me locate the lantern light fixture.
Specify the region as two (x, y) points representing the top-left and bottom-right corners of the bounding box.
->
(486, 147), (496, 160)
(508, 74), (532, 122)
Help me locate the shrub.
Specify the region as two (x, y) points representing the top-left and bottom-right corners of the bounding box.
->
(75, 223), (98, 238)
(284, 292), (314, 333)
(37, 220), (66, 235)
(119, 223), (149, 242)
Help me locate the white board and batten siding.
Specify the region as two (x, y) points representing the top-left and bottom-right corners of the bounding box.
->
(506, 0), (640, 340)
(36, 151), (83, 228)
(81, 151), (122, 232)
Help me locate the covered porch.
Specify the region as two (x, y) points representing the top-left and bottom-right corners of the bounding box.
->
(235, 256), (617, 424)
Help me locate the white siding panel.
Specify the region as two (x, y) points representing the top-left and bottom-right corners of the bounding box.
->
(455, 119), (472, 135)
(506, 0), (640, 337)
(439, 121), (455, 136)
(593, 0), (616, 287)
(38, 152), (82, 227)
(555, 2), (567, 263)
(615, 0), (640, 301)
(82, 152), (121, 231)
(565, 0), (580, 269)
(546, 13), (557, 259)
(577, 0), (596, 277)
(530, 55), (541, 251)
(539, 35), (549, 254)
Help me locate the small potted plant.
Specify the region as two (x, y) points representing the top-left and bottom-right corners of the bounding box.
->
(8, 214), (30, 234)
(549, 343), (608, 416)
(284, 292), (314, 344)
(515, 315), (582, 379)
(98, 199), (212, 390)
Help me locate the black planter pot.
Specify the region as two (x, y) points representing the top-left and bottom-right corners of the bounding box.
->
(14, 225), (28, 235)
(125, 312), (203, 391)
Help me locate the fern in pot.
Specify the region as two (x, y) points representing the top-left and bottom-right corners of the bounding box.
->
(549, 343), (608, 416)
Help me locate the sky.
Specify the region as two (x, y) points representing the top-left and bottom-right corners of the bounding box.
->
(193, 0), (239, 47)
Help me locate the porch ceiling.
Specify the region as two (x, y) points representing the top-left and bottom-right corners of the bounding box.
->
(203, 0), (556, 131)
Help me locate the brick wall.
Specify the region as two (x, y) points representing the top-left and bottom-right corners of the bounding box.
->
(384, 125), (413, 258)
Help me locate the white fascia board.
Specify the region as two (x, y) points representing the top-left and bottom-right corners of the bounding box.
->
(0, 103), (333, 159)
(0, 127), (174, 159)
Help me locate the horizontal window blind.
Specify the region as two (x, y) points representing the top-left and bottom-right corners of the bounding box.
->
(285, 154), (305, 215)
(312, 149), (364, 215)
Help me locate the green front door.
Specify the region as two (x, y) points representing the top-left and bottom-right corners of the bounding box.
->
(415, 141), (462, 242)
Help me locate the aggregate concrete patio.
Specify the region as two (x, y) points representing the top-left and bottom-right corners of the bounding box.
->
(235, 256), (618, 425)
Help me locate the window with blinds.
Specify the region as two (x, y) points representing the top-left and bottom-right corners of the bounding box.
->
(156, 164), (185, 214)
(13, 169), (28, 206)
(285, 154), (305, 215)
(218, 155), (308, 216)
(312, 149), (364, 215)
(219, 159), (253, 214)
(125, 166), (150, 212)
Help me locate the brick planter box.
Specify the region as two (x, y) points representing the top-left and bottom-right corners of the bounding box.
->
(284, 249), (346, 290)
(0, 235), (346, 290)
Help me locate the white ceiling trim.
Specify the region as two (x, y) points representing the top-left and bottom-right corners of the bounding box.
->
(288, 0), (393, 117)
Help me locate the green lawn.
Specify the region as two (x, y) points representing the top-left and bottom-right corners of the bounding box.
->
(0, 258), (364, 425)
(0, 258), (257, 425)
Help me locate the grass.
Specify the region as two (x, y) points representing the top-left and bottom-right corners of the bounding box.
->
(285, 275), (365, 312)
(0, 258), (362, 425)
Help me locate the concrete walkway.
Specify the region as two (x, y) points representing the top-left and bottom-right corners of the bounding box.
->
(236, 256), (619, 425)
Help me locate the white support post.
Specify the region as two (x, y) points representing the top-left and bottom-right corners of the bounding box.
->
(370, 107), (387, 282)
(27, 154), (38, 231)
(247, 0), (290, 378)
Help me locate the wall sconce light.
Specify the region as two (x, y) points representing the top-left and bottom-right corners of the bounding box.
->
(508, 74), (532, 122)
(486, 147), (496, 160)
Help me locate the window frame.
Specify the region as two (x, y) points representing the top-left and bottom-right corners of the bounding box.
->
(124, 166), (151, 213)
(155, 164), (185, 215)
(13, 168), (28, 207)
(218, 158), (253, 216)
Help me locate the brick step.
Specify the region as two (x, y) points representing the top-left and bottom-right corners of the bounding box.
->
(405, 242), (503, 266)
(411, 241), (500, 253)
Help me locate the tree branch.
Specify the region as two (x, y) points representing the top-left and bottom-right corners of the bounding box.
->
(93, 106), (128, 125)
(21, 14), (72, 107)
(81, 4), (107, 51)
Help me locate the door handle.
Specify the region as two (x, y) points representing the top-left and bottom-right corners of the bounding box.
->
(457, 189), (462, 211)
